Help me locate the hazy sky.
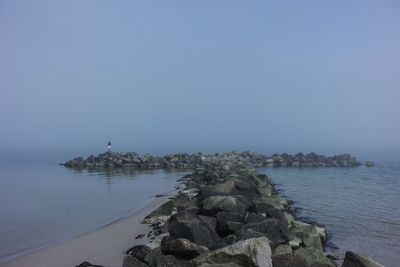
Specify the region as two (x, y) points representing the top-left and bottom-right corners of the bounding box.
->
(1, 1), (399, 153)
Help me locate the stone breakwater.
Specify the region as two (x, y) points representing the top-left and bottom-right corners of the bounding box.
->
(70, 152), (382, 267)
(64, 151), (361, 169)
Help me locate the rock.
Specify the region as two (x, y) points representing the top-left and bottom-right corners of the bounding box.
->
(198, 215), (217, 230)
(284, 212), (296, 229)
(147, 233), (170, 249)
(75, 262), (105, 267)
(246, 213), (268, 224)
(123, 256), (150, 267)
(236, 228), (265, 240)
(168, 210), (222, 249)
(315, 226), (327, 242)
(233, 179), (262, 198)
(341, 251), (384, 267)
(200, 181), (236, 197)
(246, 218), (293, 247)
(294, 247), (335, 267)
(124, 245), (155, 266)
(265, 158), (274, 166)
(292, 221), (324, 251)
(216, 212), (246, 225)
(161, 237), (208, 259)
(197, 263), (243, 267)
(193, 237), (273, 267)
(217, 221), (244, 236)
(215, 212), (246, 236)
(173, 194), (199, 211)
(288, 236), (302, 249)
(154, 253), (196, 267)
(180, 188), (199, 199)
(64, 151), (361, 170)
(65, 157), (84, 168)
(202, 196), (247, 216)
(257, 197), (285, 210)
(272, 244), (294, 267)
(249, 203), (287, 223)
(144, 200), (175, 224)
(365, 161), (375, 167)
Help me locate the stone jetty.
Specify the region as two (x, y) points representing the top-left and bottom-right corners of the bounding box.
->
(64, 151), (361, 169)
(69, 152), (383, 267)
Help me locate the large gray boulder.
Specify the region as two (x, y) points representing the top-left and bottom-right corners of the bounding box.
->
(161, 237), (208, 259)
(193, 237), (273, 267)
(168, 210), (222, 249)
(154, 254), (196, 267)
(124, 245), (155, 267)
(249, 203), (287, 223)
(202, 196), (247, 215)
(64, 157), (84, 167)
(200, 181), (236, 197)
(144, 200), (176, 224)
(246, 218), (293, 246)
(294, 247), (335, 267)
(123, 256), (150, 267)
(292, 221), (324, 251)
(216, 212), (246, 236)
(272, 244), (295, 267)
(341, 251), (384, 267)
(236, 228), (265, 241)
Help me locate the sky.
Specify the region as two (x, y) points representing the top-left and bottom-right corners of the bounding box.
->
(0, 1), (399, 154)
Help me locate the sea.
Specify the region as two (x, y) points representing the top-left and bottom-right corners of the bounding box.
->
(0, 148), (399, 266)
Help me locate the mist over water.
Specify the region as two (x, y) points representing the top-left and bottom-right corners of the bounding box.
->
(1, 1), (399, 266)
(1, 1), (400, 152)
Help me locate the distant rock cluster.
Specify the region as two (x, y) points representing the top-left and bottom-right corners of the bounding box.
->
(64, 151), (361, 169)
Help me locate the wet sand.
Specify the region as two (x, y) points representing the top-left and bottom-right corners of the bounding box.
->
(1, 194), (173, 267)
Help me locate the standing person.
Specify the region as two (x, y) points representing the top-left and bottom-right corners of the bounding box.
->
(107, 140), (111, 152)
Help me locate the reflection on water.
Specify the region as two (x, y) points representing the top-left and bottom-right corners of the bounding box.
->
(68, 167), (188, 184)
(0, 163), (187, 259)
(259, 159), (400, 267)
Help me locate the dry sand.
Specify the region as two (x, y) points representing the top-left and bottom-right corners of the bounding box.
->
(1, 194), (174, 267)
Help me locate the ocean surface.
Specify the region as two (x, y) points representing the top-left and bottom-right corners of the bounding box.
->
(0, 151), (186, 262)
(259, 150), (400, 267)
(0, 149), (399, 266)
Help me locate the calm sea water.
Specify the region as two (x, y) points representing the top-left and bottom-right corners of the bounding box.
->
(0, 149), (399, 266)
(0, 151), (186, 261)
(260, 150), (400, 267)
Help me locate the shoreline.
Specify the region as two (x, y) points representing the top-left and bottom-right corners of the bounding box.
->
(2, 151), (383, 267)
(0, 188), (181, 267)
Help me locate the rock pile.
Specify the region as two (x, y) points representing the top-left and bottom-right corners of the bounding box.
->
(123, 161), (336, 267)
(64, 151), (361, 169)
(73, 153), (383, 267)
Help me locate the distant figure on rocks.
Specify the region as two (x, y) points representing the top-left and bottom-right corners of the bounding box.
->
(107, 140), (111, 152)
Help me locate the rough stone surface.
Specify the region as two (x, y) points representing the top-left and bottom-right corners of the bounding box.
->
(123, 256), (150, 267)
(341, 251), (384, 267)
(272, 244), (294, 267)
(161, 237), (208, 259)
(246, 218), (293, 246)
(168, 211), (222, 249)
(125, 245), (155, 267)
(295, 247), (335, 267)
(202, 196), (247, 215)
(193, 237), (273, 267)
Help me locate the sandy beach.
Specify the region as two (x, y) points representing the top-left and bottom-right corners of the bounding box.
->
(1, 194), (174, 267)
